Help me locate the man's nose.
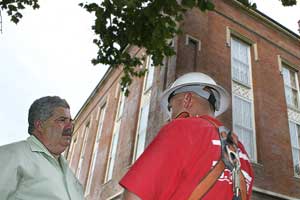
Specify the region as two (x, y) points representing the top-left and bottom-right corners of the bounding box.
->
(64, 120), (73, 129)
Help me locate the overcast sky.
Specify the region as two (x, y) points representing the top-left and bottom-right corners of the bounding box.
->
(0, 0), (300, 146)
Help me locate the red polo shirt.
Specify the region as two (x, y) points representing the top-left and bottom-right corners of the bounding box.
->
(120, 115), (254, 200)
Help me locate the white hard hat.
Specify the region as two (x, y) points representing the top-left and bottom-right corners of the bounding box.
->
(160, 72), (230, 117)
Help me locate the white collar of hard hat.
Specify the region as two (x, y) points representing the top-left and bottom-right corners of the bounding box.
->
(169, 85), (221, 111)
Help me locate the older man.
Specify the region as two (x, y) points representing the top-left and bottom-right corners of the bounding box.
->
(0, 96), (83, 200)
(120, 72), (254, 200)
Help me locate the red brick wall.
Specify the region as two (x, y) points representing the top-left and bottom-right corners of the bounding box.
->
(68, 1), (300, 199)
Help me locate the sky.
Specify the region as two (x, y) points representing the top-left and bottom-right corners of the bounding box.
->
(0, 0), (300, 146)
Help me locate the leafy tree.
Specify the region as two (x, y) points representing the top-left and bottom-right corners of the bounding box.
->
(0, 0), (39, 24)
(0, 0), (298, 94)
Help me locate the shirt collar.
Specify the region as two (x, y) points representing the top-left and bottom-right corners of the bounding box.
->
(27, 135), (55, 158)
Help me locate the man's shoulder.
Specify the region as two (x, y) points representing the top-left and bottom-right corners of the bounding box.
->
(0, 139), (29, 154)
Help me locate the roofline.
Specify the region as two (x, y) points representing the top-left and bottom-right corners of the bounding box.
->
(74, 45), (132, 121)
(232, 0), (300, 41)
(74, 66), (113, 121)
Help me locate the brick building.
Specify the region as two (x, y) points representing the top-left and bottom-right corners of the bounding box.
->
(66, 0), (300, 199)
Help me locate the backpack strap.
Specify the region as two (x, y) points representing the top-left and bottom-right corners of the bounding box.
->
(187, 116), (247, 200)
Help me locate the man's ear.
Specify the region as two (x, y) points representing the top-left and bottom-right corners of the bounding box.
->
(34, 120), (43, 132)
(183, 92), (192, 109)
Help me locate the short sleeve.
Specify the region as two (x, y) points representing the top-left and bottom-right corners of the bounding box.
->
(120, 120), (188, 200)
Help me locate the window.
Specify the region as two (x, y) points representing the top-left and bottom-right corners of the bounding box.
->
(67, 136), (76, 162)
(184, 35), (200, 72)
(231, 38), (251, 86)
(76, 122), (90, 178)
(233, 96), (254, 159)
(282, 66), (299, 109)
(144, 57), (155, 92)
(288, 121), (300, 177)
(105, 122), (120, 182)
(116, 91), (125, 120)
(68, 136), (78, 172)
(85, 103), (106, 196)
(132, 55), (154, 162)
(134, 103), (150, 159)
(105, 91), (124, 182)
(231, 37), (256, 161)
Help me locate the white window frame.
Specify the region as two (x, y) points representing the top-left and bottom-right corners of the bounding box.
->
(132, 56), (154, 162)
(104, 121), (121, 182)
(231, 37), (251, 87)
(104, 89), (124, 182)
(67, 135), (79, 174)
(85, 102), (107, 196)
(231, 36), (257, 162)
(116, 90), (125, 120)
(282, 65), (300, 110)
(67, 135), (76, 162)
(144, 56), (155, 92)
(133, 102), (150, 161)
(288, 120), (300, 177)
(232, 95), (256, 159)
(76, 120), (91, 179)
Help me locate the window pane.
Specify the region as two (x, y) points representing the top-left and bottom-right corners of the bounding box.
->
(292, 148), (300, 164)
(293, 89), (299, 108)
(136, 103), (150, 159)
(85, 104), (106, 195)
(107, 123), (120, 181)
(282, 67), (290, 86)
(76, 124), (90, 178)
(231, 38), (250, 85)
(290, 70), (297, 88)
(288, 122), (300, 173)
(144, 57), (155, 91)
(284, 86), (298, 108)
(233, 96), (254, 159)
(117, 92), (125, 119)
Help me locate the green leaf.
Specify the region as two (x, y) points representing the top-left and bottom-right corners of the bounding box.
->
(182, 0), (196, 8)
(11, 15), (19, 24)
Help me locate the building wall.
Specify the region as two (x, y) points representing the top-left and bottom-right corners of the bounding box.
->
(68, 0), (300, 199)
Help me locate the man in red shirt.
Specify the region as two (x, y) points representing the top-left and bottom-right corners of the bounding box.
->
(120, 72), (254, 200)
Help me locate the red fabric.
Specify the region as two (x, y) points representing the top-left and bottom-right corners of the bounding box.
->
(120, 115), (254, 200)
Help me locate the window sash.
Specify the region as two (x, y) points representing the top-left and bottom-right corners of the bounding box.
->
(282, 67), (299, 109)
(282, 66), (297, 89)
(116, 92), (125, 120)
(289, 121), (300, 173)
(231, 38), (251, 86)
(144, 57), (155, 92)
(135, 103), (150, 160)
(232, 95), (255, 159)
(76, 124), (90, 178)
(85, 104), (106, 195)
(284, 86), (299, 108)
(106, 122), (121, 181)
